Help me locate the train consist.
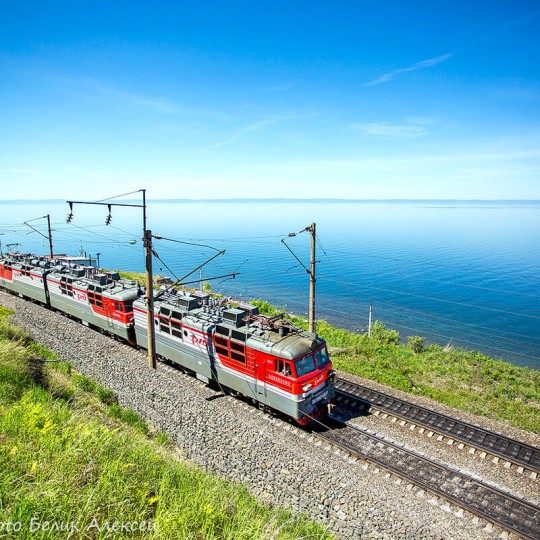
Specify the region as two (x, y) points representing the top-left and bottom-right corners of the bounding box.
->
(0, 252), (335, 424)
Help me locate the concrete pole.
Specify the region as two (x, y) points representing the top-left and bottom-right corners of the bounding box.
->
(309, 223), (316, 335)
(144, 229), (157, 369)
(46, 214), (54, 258)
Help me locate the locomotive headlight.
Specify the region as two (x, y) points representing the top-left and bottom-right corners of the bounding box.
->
(302, 383), (312, 392)
(327, 370), (335, 381)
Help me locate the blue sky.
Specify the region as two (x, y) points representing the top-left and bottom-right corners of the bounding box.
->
(1, 1), (539, 200)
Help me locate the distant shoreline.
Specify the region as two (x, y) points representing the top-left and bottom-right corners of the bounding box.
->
(1, 198), (539, 205)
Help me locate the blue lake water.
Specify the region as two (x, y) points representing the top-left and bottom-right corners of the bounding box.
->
(1, 200), (539, 370)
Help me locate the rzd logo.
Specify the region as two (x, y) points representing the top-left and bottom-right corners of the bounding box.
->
(191, 334), (208, 347)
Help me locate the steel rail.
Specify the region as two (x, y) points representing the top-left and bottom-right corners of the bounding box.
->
(315, 418), (540, 540)
(334, 378), (540, 475)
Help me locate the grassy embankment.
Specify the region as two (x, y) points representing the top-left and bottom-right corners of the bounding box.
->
(0, 305), (332, 539)
(117, 271), (540, 433)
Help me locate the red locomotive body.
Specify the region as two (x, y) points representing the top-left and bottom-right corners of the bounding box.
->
(0, 254), (53, 304)
(45, 267), (141, 343)
(134, 291), (335, 424)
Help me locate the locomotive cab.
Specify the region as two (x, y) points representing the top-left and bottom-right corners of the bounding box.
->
(256, 329), (335, 426)
(292, 345), (335, 425)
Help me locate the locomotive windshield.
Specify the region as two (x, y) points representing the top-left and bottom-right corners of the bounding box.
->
(295, 346), (330, 377)
(315, 347), (330, 367)
(295, 355), (317, 377)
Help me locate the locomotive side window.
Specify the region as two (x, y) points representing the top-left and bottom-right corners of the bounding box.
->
(295, 354), (316, 377)
(230, 341), (246, 364)
(19, 265), (32, 277)
(171, 323), (183, 339)
(170, 316), (182, 338)
(215, 325), (230, 337)
(275, 359), (292, 377)
(231, 330), (246, 342)
(214, 335), (229, 357)
(213, 336), (246, 364)
(88, 291), (103, 307)
(159, 316), (171, 334)
(60, 277), (74, 298)
(115, 302), (124, 312)
(315, 347), (330, 368)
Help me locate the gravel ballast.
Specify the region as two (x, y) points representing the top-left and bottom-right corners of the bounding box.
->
(1, 290), (532, 539)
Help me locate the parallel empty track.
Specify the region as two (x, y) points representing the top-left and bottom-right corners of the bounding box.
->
(317, 419), (540, 540)
(334, 378), (540, 475)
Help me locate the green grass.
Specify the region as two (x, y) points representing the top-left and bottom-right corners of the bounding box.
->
(250, 299), (540, 434)
(117, 270), (147, 286)
(71, 373), (117, 405)
(116, 271), (175, 290)
(0, 307), (333, 540)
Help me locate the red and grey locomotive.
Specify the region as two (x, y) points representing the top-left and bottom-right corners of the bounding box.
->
(0, 253), (141, 343)
(134, 290), (334, 424)
(0, 252), (335, 424)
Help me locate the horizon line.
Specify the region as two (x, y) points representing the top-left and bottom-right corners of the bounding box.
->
(1, 197), (539, 204)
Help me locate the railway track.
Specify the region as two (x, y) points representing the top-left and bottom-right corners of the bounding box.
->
(334, 378), (540, 477)
(315, 418), (540, 540)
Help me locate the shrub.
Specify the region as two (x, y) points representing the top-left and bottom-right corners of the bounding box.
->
(408, 336), (426, 354)
(370, 321), (400, 348)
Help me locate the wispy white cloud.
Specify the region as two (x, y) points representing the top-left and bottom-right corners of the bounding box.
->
(364, 53), (453, 87)
(203, 114), (300, 152)
(59, 76), (181, 114)
(353, 121), (430, 138)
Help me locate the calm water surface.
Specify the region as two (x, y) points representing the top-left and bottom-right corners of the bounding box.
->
(1, 200), (539, 369)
